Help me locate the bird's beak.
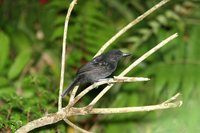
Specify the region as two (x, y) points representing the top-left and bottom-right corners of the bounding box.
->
(122, 53), (131, 57)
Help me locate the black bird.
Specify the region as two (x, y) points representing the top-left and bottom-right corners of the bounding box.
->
(62, 49), (130, 97)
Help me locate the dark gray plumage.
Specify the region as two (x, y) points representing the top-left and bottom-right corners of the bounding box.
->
(61, 49), (130, 97)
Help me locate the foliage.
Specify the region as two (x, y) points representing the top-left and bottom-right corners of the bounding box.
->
(0, 0), (200, 132)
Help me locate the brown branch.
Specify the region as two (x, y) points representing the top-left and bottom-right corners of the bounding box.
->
(15, 111), (65, 133)
(16, 93), (182, 133)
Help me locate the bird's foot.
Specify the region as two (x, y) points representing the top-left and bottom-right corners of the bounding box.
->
(92, 84), (99, 89)
(98, 78), (114, 85)
(98, 78), (112, 82)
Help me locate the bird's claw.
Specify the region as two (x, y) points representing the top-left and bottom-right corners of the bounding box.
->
(92, 84), (98, 89)
(98, 78), (113, 85)
(98, 78), (112, 82)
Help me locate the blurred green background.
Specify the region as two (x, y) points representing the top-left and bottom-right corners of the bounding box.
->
(0, 0), (200, 132)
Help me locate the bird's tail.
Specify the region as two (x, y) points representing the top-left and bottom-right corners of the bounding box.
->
(61, 76), (80, 97)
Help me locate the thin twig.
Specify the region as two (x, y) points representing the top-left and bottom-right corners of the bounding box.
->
(68, 77), (149, 107)
(89, 33), (178, 106)
(58, 0), (77, 110)
(68, 76), (150, 107)
(87, 100), (182, 114)
(86, 93), (182, 114)
(162, 93), (181, 104)
(64, 118), (92, 133)
(57, 0), (87, 132)
(94, 0), (170, 57)
(69, 86), (79, 104)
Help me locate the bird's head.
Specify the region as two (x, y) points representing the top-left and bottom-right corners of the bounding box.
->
(106, 49), (131, 62)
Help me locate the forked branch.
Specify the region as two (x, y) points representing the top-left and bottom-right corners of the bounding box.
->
(16, 0), (183, 133)
(16, 93), (182, 133)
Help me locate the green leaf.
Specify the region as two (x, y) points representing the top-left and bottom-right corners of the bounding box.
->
(150, 90), (200, 133)
(0, 77), (9, 87)
(11, 32), (31, 53)
(196, 65), (200, 91)
(110, 93), (128, 107)
(50, 26), (63, 41)
(187, 25), (200, 60)
(154, 63), (168, 98)
(167, 64), (182, 97)
(181, 64), (195, 99)
(0, 87), (15, 96)
(53, 16), (65, 26)
(8, 50), (31, 79)
(0, 31), (10, 72)
(106, 0), (134, 21)
(105, 122), (137, 133)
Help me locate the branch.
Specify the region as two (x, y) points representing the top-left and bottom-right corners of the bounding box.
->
(68, 77), (150, 107)
(16, 93), (182, 133)
(87, 93), (182, 114)
(94, 0), (170, 57)
(69, 86), (79, 103)
(15, 111), (65, 133)
(57, 0), (88, 132)
(89, 33), (178, 107)
(58, 0), (77, 110)
(63, 118), (92, 133)
(16, 1), (181, 133)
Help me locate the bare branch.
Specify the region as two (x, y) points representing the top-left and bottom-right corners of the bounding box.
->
(68, 77), (150, 107)
(64, 118), (92, 133)
(113, 76), (150, 82)
(87, 93), (182, 114)
(15, 111), (65, 133)
(58, 0), (77, 110)
(16, 1), (181, 133)
(69, 86), (79, 104)
(16, 93), (182, 133)
(94, 0), (170, 57)
(68, 93), (182, 116)
(89, 33), (178, 107)
(163, 93), (181, 104)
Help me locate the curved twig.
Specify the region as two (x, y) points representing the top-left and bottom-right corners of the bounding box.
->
(58, 0), (77, 110)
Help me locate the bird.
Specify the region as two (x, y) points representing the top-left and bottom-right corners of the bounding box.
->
(61, 49), (130, 97)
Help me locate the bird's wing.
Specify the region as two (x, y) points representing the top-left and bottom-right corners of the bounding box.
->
(76, 54), (105, 75)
